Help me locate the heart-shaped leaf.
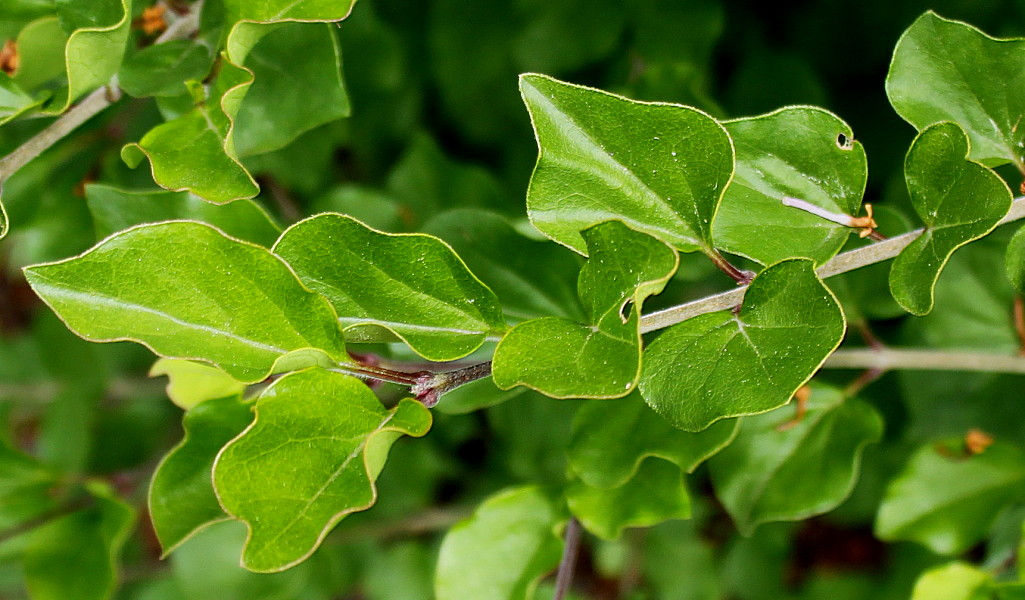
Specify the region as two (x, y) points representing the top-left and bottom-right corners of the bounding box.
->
(567, 458), (691, 540)
(519, 73), (733, 254)
(876, 439), (1025, 555)
(435, 486), (565, 600)
(148, 395), (253, 554)
(213, 368), (432, 572)
(1008, 225), (1025, 293)
(889, 122), (1012, 315)
(708, 385), (883, 535)
(493, 220), (678, 398)
(24, 221), (348, 383)
(273, 213), (507, 361)
(712, 106), (868, 266)
(887, 11), (1025, 168)
(569, 392), (737, 489)
(639, 259), (845, 431)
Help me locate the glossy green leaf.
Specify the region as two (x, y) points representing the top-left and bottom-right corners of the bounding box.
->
(0, 441), (58, 531)
(887, 11), (1025, 168)
(493, 220), (678, 398)
(424, 209), (584, 322)
(233, 23), (349, 156)
(149, 395), (253, 554)
(1008, 226), (1025, 293)
(46, 0), (130, 113)
(889, 122), (1012, 315)
(85, 184), (281, 247)
(712, 106), (868, 265)
(435, 486), (564, 600)
(118, 40), (214, 98)
(273, 213), (506, 361)
(910, 562), (992, 600)
(876, 440), (1025, 555)
(708, 385), (883, 535)
(519, 73), (733, 254)
(640, 259), (845, 431)
(149, 358), (247, 411)
(23, 221), (347, 383)
(567, 459), (691, 540)
(223, 0), (357, 23)
(569, 392), (737, 489)
(23, 482), (135, 600)
(213, 369), (432, 572)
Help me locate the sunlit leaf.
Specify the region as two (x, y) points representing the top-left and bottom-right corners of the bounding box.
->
(910, 562), (992, 600)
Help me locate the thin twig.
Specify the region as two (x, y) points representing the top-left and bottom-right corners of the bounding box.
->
(553, 517), (583, 600)
(327, 506), (473, 546)
(823, 348), (1025, 374)
(640, 195), (1025, 334)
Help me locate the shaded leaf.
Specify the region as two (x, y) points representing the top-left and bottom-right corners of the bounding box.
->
(148, 395), (253, 554)
(519, 73), (733, 254)
(889, 122), (1012, 315)
(435, 486), (564, 600)
(213, 369), (432, 572)
(910, 562), (992, 600)
(118, 40), (214, 98)
(23, 482), (135, 600)
(23, 221), (347, 383)
(708, 385), (883, 535)
(0, 72), (42, 125)
(876, 439), (1025, 555)
(569, 392), (737, 489)
(567, 459), (690, 540)
(273, 213), (507, 361)
(0, 441), (58, 531)
(887, 11), (1025, 168)
(640, 259), (845, 431)
(713, 106), (868, 266)
(85, 184), (281, 247)
(493, 220), (677, 398)
(1008, 225), (1025, 293)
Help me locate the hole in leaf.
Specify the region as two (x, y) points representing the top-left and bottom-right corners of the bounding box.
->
(619, 300), (632, 323)
(836, 133), (853, 150)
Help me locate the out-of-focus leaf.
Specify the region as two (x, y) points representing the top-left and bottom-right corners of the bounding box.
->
(640, 259), (845, 431)
(1008, 225), (1025, 293)
(23, 221), (348, 383)
(889, 122), (1012, 315)
(493, 221), (677, 398)
(213, 369), (432, 572)
(148, 395), (252, 554)
(273, 213), (507, 361)
(910, 562), (992, 600)
(0, 441), (58, 531)
(435, 486), (564, 600)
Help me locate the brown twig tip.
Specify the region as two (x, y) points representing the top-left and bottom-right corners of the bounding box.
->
(964, 428), (994, 455)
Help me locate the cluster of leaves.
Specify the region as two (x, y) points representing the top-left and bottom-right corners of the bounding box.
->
(1, 1), (1025, 600)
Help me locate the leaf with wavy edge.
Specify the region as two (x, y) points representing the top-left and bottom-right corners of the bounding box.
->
(639, 259), (845, 431)
(23, 221), (347, 383)
(149, 395), (253, 555)
(273, 213), (507, 361)
(213, 369), (432, 572)
(889, 122), (1012, 315)
(492, 220), (678, 398)
(519, 72), (733, 255)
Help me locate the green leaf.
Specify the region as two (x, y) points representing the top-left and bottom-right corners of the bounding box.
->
(708, 385), (883, 535)
(886, 11), (1025, 168)
(84, 184), (281, 247)
(889, 122), (1012, 315)
(567, 459), (691, 540)
(118, 40), (214, 98)
(23, 482), (135, 600)
(493, 220), (678, 398)
(876, 440), (1025, 555)
(640, 259), (845, 431)
(512, 0), (625, 74)
(23, 221), (348, 383)
(233, 23), (350, 157)
(712, 106), (868, 266)
(149, 395), (253, 554)
(0, 72), (43, 125)
(273, 213), (506, 361)
(519, 73), (733, 254)
(149, 359), (247, 411)
(1008, 225), (1025, 294)
(423, 209), (584, 322)
(213, 369), (432, 572)
(568, 392), (737, 489)
(0, 441), (58, 531)
(223, 0), (357, 23)
(435, 486), (564, 600)
(46, 0), (130, 113)
(910, 562), (992, 600)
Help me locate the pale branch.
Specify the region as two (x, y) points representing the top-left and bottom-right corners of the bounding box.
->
(823, 348), (1025, 374)
(640, 195), (1025, 334)
(0, 0), (204, 184)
